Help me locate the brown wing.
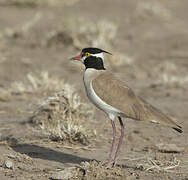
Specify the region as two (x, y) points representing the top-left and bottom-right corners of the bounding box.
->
(92, 72), (182, 132)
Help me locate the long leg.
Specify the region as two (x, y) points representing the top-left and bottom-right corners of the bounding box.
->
(113, 116), (125, 166)
(106, 119), (117, 168)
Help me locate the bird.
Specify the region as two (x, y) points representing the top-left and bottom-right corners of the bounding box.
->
(70, 47), (183, 168)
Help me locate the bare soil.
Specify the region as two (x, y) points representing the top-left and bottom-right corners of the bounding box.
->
(0, 0), (188, 179)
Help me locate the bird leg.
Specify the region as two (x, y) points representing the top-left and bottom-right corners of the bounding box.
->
(105, 119), (117, 168)
(112, 116), (125, 167)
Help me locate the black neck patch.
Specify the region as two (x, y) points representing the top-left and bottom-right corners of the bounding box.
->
(84, 56), (106, 70)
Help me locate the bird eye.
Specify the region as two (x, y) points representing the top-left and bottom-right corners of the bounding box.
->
(85, 52), (90, 56)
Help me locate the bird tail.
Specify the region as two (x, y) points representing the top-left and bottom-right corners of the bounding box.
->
(141, 99), (183, 133)
(172, 126), (183, 133)
(150, 106), (183, 133)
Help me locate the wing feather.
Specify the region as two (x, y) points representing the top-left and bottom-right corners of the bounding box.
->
(92, 72), (182, 132)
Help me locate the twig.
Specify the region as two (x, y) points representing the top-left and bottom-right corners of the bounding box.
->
(62, 145), (95, 151)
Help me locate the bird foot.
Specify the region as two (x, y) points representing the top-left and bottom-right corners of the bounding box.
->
(103, 160), (117, 169)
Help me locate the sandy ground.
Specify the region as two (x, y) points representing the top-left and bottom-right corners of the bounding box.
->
(0, 0), (188, 179)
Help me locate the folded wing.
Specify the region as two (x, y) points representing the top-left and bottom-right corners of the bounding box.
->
(92, 72), (182, 133)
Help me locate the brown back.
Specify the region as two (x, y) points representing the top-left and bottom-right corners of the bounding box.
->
(92, 72), (181, 128)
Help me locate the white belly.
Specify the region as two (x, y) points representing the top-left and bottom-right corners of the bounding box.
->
(83, 69), (121, 120)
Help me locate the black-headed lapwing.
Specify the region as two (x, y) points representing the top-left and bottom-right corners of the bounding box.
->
(71, 47), (182, 168)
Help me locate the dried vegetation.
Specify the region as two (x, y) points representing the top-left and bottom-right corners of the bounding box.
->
(0, 0), (79, 7)
(11, 71), (65, 96)
(0, 71), (95, 145)
(44, 17), (118, 51)
(135, 155), (181, 172)
(30, 89), (95, 145)
(153, 61), (188, 87)
(73, 161), (127, 180)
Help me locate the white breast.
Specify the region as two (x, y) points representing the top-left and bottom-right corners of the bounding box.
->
(83, 69), (121, 120)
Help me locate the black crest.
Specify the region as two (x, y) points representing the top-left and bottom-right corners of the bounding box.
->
(82, 47), (112, 55)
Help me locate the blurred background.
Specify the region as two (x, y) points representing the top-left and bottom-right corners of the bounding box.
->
(0, 0), (188, 179)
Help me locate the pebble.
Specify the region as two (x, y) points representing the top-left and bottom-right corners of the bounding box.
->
(4, 160), (14, 169)
(80, 161), (90, 168)
(156, 143), (184, 153)
(7, 154), (16, 159)
(50, 167), (75, 180)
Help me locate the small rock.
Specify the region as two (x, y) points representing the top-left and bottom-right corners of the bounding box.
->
(4, 160), (14, 169)
(156, 143), (184, 153)
(7, 154), (16, 159)
(50, 167), (75, 180)
(80, 161), (90, 167)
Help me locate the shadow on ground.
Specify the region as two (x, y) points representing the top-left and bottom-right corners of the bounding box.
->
(11, 143), (91, 164)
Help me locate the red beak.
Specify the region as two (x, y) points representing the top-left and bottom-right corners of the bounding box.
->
(70, 55), (82, 61)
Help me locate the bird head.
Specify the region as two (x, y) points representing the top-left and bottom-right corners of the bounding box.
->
(70, 47), (112, 70)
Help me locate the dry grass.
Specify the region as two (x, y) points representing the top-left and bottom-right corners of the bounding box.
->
(106, 53), (135, 68)
(1, 0), (79, 7)
(133, 155), (181, 173)
(0, 71), (95, 145)
(1, 71), (65, 101)
(45, 17), (117, 50)
(11, 71), (65, 96)
(30, 85), (95, 145)
(0, 13), (41, 40)
(0, 15), (117, 51)
(0, 88), (12, 102)
(0, 50), (7, 64)
(69, 18), (117, 49)
(135, 1), (172, 21)
(6, 0), (43, 6)
(153, 61), (188, 87)
(159, 73), (188, 87)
